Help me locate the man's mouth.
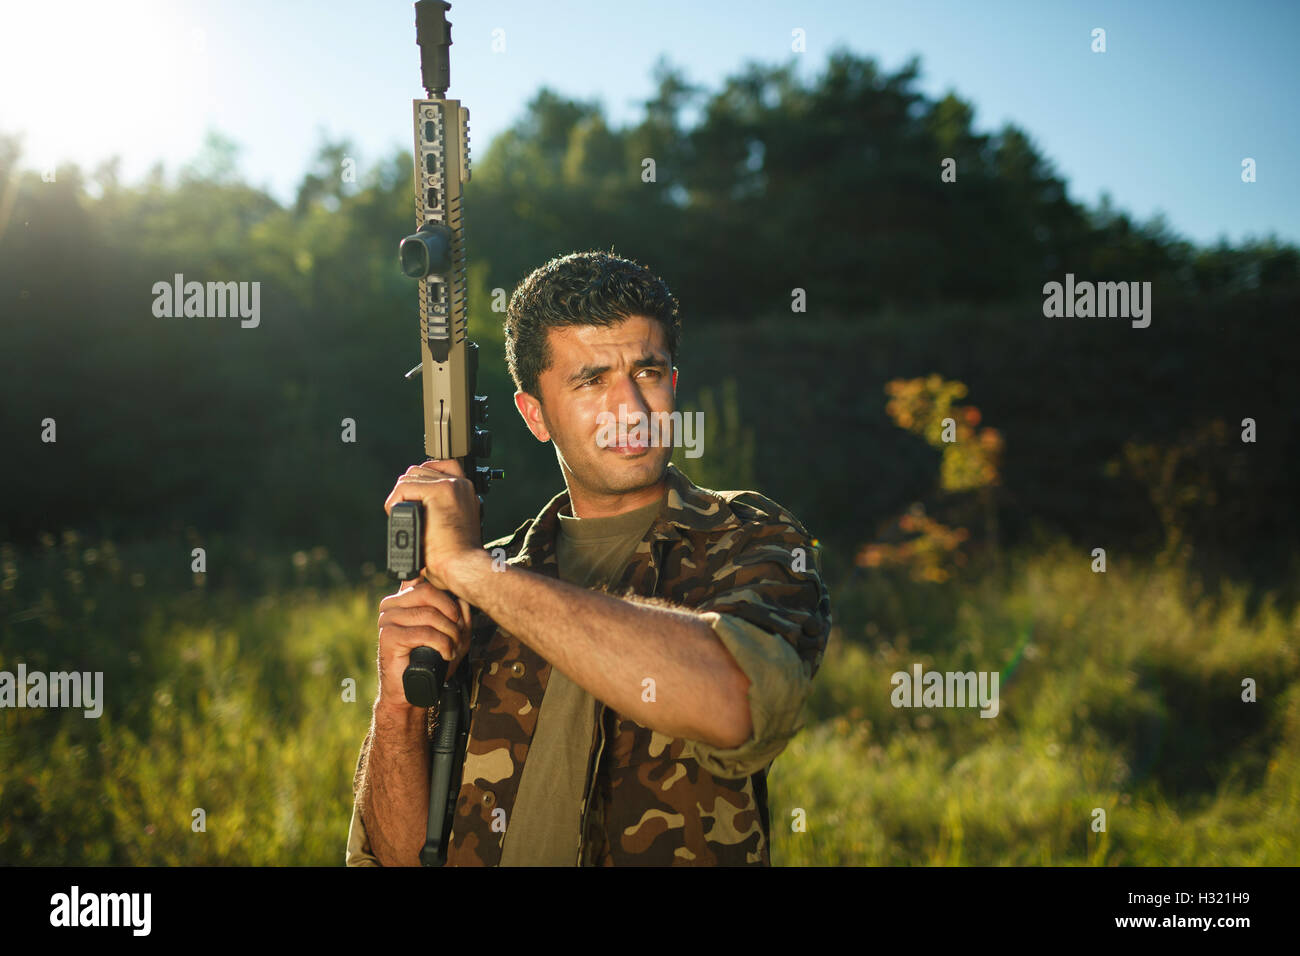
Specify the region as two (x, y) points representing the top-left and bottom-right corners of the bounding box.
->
(606, 439), (650, 456)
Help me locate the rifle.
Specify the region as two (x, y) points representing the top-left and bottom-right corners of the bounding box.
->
(385, 0), (502, 867)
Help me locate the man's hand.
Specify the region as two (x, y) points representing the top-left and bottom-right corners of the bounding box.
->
(376, 577), (472, 716)
(383, 458), (483, 591)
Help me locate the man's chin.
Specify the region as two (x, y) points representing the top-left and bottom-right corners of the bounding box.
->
(591, 447), (670, 489)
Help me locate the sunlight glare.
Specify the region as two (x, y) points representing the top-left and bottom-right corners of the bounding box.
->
(0, 0), (206, 172)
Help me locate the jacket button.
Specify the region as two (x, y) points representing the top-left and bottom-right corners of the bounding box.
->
(511, 661), (525, 677)
(481, 791), (495, 808)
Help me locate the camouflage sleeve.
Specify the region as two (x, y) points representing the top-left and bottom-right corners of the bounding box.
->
(683, 612), (813, 779)
(681, 507), (832, 779)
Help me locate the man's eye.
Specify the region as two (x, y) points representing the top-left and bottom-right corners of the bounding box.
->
(638, 369), (662, 379)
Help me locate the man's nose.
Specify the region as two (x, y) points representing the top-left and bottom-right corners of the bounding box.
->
(606, 372), (650, 420)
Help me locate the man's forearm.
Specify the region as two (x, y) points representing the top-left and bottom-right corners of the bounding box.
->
(358, 702), (431, 866)
(445, 549), (753, 748)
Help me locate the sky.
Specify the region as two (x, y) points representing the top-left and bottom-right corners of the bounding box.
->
(1, 0), (1296, 248)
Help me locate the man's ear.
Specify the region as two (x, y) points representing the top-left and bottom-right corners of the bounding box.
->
(514, 389), (551, 443)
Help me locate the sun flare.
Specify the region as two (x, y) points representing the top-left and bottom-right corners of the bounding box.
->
(0, 0), (206, 172)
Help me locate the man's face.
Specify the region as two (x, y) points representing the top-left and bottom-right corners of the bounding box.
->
(515, 314), (678, 501)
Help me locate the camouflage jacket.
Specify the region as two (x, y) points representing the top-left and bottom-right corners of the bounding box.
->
(351, 462), (832, 865)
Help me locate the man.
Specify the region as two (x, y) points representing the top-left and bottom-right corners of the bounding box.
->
(347, 250), (831, 866)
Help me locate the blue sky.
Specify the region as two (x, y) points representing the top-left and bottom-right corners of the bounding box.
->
(2, 0), (1296, 247)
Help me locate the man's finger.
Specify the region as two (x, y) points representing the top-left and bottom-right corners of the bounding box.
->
(397, 459), (465, 481)
(417, 458), (465, 478)
(383, 472), (462, 516)
(381, 581), (461, 621)
(379, 625), (459, 662)
(379, 606), (462, 644)
(383, 476), (435, 515)
(457, 596), (473, 640)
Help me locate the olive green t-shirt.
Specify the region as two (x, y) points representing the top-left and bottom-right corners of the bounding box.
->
(496, 495), (664, 866)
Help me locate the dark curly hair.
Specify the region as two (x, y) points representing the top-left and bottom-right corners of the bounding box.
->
(504, 250), (681, 399)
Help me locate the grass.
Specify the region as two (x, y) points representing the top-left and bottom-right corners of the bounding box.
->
(772, 542), (1299, 865)
(1, 532), (1296, 865)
